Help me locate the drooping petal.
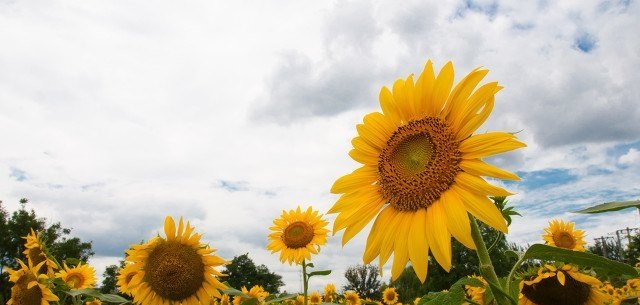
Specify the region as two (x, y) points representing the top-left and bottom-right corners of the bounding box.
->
(408, 208), (429, 282)
(425, 201), (452, 271)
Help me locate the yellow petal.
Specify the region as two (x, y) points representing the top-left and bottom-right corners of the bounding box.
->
(557, 271), (566, 286)
(349, 148), (379, 165)
(380, 209), (403, 268)
(455, 172), (513, 196)
(362, 112), (397, 141)
(445, 68), (490, 126)
(408, 208), (429, 283)
(425, 201), (452, 271)
(379, 86), (402, 125)
(456, 97), (495, 141)
(459, 132), (515, 151)
(392, 215), (411, 281)
(462, 139), (526, 159)
(330, 166), (377, 194)
(364, 206), (395, 264)
(164, 216), (176, 241)
(416, 60), (436, 116)
(450, 81), (498, 129)
(334, 192), (384, 234)
(459, 159), (520, 181)
(341, 197), (385, 245)
(453, 185), (508, 233)
(431, 62), (454, 116)
(441, 190), (475, 249)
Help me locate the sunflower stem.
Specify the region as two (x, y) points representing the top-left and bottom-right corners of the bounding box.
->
(302, 259), (309, 305)
(469, 215), (511, 305)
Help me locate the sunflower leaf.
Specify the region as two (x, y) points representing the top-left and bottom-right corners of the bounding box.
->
(265, 294), (297, 304)
(222, 287), (252, 299)
(522, 244), (638, 276)
(573, 200), (640, 214)
(308, 270), (331, 277)
(241, 298), (259, 305)
(99, 294), (130, 304)
(421, 277), (483, 305)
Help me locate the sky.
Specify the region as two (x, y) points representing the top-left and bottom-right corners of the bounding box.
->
(1, 0), (639, 294)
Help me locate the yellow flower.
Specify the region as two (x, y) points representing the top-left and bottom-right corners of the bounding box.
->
(267, 206), (330, 265)
(465, 275), (487, 305)
(6, 259), (59, 305)
(309, 291), (322, 305)
(382, 287), (398, 305)
(329, 60), (525, 282)
(86, 299), (102, 305)
(344, 291), (361, 305)
(324, 283), (337, 302)
(294, 295), (305, 305)
(22, 228), (58, 276)
(233, 285), (269, 305)
(121, 216), (228, 305)
(519, 264), (613, 305)
(116, 263), (139, 295)
(413, 298), (420, 305)
(219, 294), (231, 305)
(56, 262), (96, 289)
(542, 219), (586, 251)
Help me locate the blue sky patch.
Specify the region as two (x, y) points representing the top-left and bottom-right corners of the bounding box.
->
(574, 33), (597, 53)
(511, 168), (579, 190)
(10, 167), (27, 181)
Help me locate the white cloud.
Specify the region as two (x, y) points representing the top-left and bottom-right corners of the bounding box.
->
(619, 148), (639, 165)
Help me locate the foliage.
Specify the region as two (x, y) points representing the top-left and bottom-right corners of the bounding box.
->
(223, 253), (285, 293)
(0, 198), (94, 302)
(343, 264), (381, 299)
(100, 260), (126, 294)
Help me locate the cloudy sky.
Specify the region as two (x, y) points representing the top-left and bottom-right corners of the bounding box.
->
(1, 0), (639, 293)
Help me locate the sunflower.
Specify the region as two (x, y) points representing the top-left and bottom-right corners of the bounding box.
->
(86, 299), (102, 305)
(542, 219), (586, 251)
(344, 291), (361, 305)
(382, 287), (399, 305)
(6, 259), (59, 305)
(267, 206), (330, 265)
(233, 285), (269, 305)
(324, 283), (337, 302)
(329, 60), (525, 282)
(56, 262), (96, 289)
(294, 295), (305, 305)
(116, 263), (139, 295)
(309, 291), (322, 305)
(219, 294), (231, 305)
(22, 228), (58, 276)
(519, 264), (613, 305)
(465, 275), (488, 305)
(122, 216), (228, 305)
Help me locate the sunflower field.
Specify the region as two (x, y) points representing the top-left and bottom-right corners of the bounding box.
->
(4, 61), (640, 305)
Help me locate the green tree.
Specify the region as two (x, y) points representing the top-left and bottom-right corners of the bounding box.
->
(0, 198), (94, 302)
(223, 253), (284, 293)
(101, 261), (126, 294)
(343, 264), (381, 299)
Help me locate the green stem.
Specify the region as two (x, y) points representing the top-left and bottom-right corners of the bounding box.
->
(469, 215), (510, 305)
(302, 259), (308, 305)
(505, 253), (526, 295)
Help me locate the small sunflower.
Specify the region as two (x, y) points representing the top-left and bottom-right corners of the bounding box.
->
(324, 283), (337, 302)
(382, 287), (398, 305)
(7, 259), (59, 305)
(219, 294), (231, 305)
(56, 262), (96, 289)
(22, 228), (58, 275)
(86, 299), (102, 305)
(519, 264), (613, 305)
(309, 291), (322, 305)
(465, 275), (488, 305)
(344, 291), (361, 305)
(542, 219), (586, 251)
(329, 60), (525, 282)
(413, 298), (420, 305)
(267, 206), (330, 265)
(122, 216), (228, 305)
(233, 285), (269, 305)
(294, 295), (305, 305)
(116, 263), (139, 295)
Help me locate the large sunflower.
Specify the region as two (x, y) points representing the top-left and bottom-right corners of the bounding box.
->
(22, 228), (58, 276)
(542, 219), (586, 251)
(7, 259), (59, 305)
(329, 60), (525, 282)
(519, 264), (612, 305)
(122, 216), (228, 305)
(267, 206), (330, 265)
(56, 262), (96, 289)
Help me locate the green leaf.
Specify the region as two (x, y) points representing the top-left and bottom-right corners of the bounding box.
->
(223, 287), (252, 299)
(241, 299), (259, 305)
(505, 250), (522, 260)
(306, 262), (315, 268)
(574, 200), (640, 214)
(308, 270), (331, 277)
(65, 288), (102, 298)
(522, 244), (638, 276)
(99, 294), (130, 304)
(422, 277), (483, 305)
(64, 257), (81, 267)
(485, 279), (517, 305)
(265, 294), (297, 304)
